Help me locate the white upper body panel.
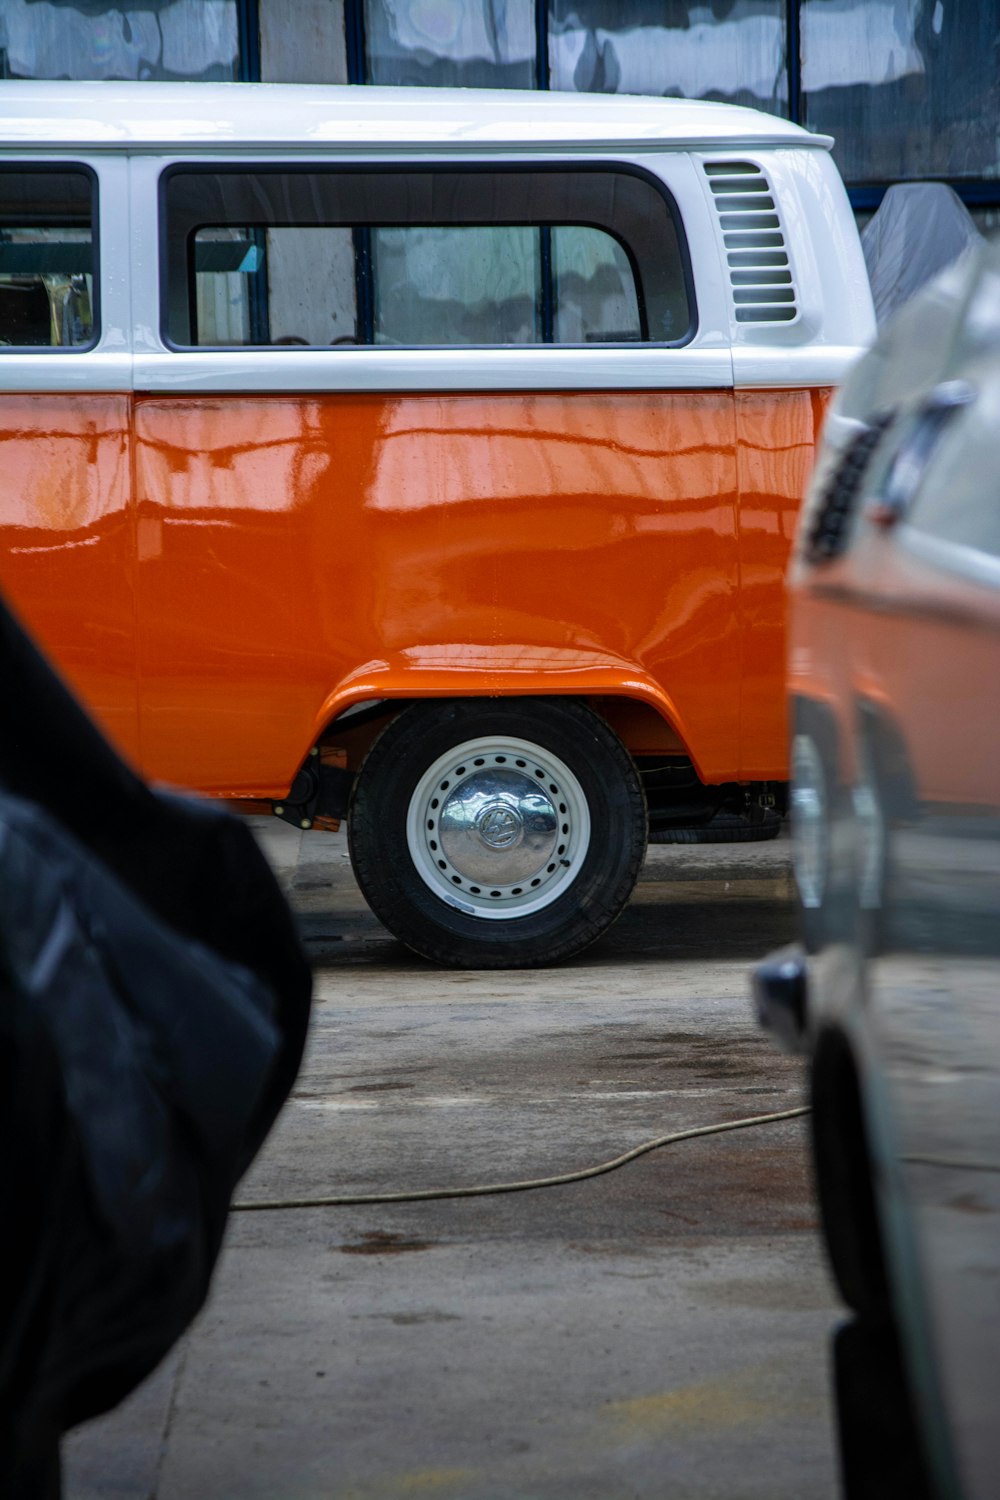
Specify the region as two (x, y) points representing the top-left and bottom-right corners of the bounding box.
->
(0, 79), (831, 156)
(0, 82), (873, 394)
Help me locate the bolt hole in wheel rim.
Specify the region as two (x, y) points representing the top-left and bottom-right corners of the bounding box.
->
(405, 736), (591, 919)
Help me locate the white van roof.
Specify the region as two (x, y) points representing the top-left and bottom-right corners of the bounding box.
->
(0, 80), (831, 155)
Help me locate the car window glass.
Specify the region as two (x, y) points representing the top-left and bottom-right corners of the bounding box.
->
(164, 165), (691, 348)
(371, 225), (540, 345)
(551, 226), (642, 343)
(192, 226), (358, 345)
(0, 169), (95, 349)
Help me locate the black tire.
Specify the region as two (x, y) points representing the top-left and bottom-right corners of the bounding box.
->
(348, 698), (647, 968)
(810, 1032), (890, 1321)
(833, 1319), (936, 1500)
(650, 810), (783, 844)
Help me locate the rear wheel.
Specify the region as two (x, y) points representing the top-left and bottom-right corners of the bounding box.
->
(348, 698), (646, 968)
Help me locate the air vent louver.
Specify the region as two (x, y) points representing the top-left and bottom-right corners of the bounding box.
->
(705, 161), (798, 324)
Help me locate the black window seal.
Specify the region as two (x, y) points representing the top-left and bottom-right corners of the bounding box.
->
(158, 158), (697, 353)
(0, 161), (100, 355)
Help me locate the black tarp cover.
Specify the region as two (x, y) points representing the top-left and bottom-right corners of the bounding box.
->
(0, 596), (312, 1496)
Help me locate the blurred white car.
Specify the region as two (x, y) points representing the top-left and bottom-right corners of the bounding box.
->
(754, 238), (1000, 1499)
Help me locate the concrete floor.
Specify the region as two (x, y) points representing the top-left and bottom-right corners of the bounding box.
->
(65, 823), (841, 1500)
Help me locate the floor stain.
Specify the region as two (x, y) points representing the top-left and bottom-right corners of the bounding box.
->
(946, 1192), (996, 1216)
(347, 1080), (416, 1093)
(692, 1275), (835, 1313)
(601, 1359), (823, 1438)
(342, 1468), (478, 1498)
(372, 1311), (463, 1326)
(339, 1231), (437, 1256)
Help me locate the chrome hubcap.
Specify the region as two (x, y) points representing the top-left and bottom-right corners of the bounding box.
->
(476, 800), (523, 850)
(406, 736), (590, 920)
(439, 768), (558, 885)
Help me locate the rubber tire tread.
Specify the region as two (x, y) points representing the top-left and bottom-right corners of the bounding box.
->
(650, 816), (782, 845)
(810, 1037), (891, 1321)
(348, 698), (647, 969)
(833, 1319), (936, 1500)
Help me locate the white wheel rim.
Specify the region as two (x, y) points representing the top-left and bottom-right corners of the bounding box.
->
(405, 735), (591, 920)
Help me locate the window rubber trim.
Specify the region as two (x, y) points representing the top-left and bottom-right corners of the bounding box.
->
(157, 157), (698, 353)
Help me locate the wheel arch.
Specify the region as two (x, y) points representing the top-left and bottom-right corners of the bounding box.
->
(309, 651), (701, 775)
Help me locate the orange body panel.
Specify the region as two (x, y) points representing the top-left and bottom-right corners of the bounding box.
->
(736, 387), (832, 778)
(0, 387), (829, 799)
(132, 390), (741, 793)
(790, 561), (1000, 809)
(0, 394), (138, 760)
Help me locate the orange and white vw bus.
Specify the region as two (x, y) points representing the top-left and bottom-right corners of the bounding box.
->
(0, 81), (874, 966)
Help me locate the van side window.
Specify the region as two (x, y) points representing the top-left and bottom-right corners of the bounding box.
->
(163, 167), (692, 348)
(0, 168), (95, 349)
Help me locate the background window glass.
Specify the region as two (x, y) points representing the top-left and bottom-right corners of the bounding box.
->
(0, 169), (95, 348)
(364, 0), (535, 86)
(802, 0), (1000, 182)
(259, 0), (348, 82)
(0, 0), (239, 81)
(548, 0), (787, 113)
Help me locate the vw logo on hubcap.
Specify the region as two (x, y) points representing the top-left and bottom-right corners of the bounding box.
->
(475, 801), (523, 850)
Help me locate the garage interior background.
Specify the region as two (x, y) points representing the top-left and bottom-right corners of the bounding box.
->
(1, 1), (997, 229)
